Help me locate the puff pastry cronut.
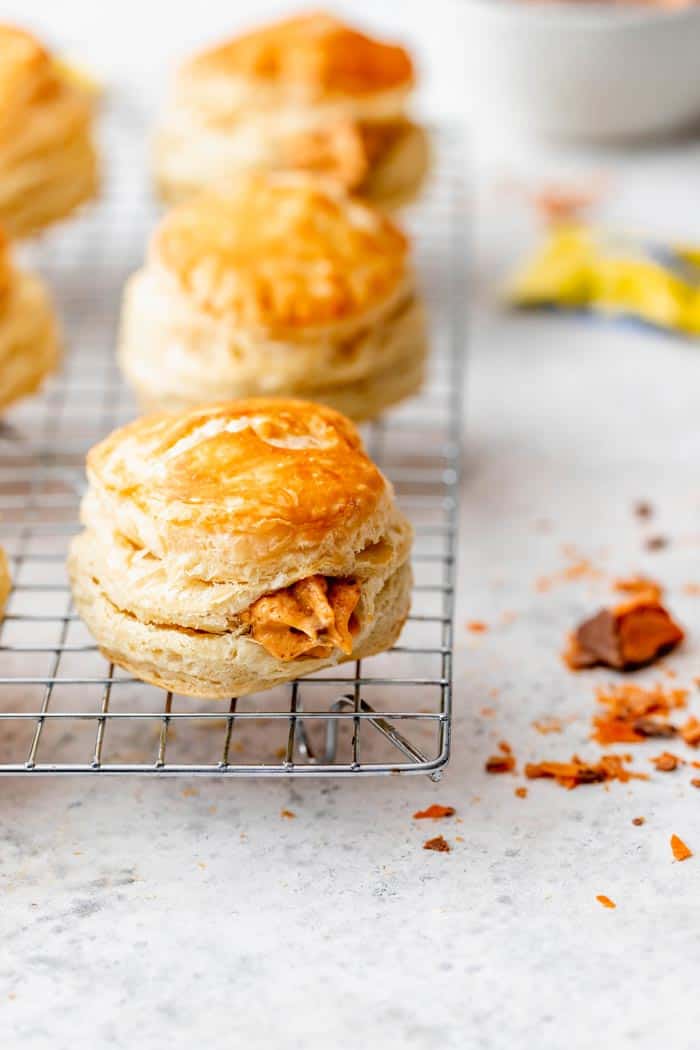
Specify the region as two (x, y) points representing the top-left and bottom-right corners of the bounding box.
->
(118, 173), (428, 420)
(68, 399), (413, 698)
(0, 25), (98, 238)
(154, 12), (429, 210)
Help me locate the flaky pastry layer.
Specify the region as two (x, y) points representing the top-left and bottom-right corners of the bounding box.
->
(71, 495), (411, 632)
(0, 25), (98, 237)
(0, 263), (60, 412)
(118, 265), (427, 420)
(154, 114), (428, 210)
(69, 551), (412, 698)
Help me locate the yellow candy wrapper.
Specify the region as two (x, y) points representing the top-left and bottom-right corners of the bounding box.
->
(509, 224), (700, 338)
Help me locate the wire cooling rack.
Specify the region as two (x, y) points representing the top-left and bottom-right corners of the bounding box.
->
(0, 104), (466, 778)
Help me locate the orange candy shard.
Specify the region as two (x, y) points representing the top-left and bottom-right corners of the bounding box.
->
(423, 835), (450, 853)
(591, 682), (687, 746)
(525, 753), (648, 790)
(413, 804), (455, 820)
(565, 596), (683, 672)
(671, 835), (692, 862)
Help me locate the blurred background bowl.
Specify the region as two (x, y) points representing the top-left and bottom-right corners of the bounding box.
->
(466, 0), (700, 142)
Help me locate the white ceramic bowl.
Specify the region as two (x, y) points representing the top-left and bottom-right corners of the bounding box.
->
(466, 1), (700, 142)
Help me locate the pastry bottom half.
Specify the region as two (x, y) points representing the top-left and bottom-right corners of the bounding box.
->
(68, 553), (412, 699)
(120, 282), (428, 423)
(153, 120), (429, 213)
(134, 346), (425, 423)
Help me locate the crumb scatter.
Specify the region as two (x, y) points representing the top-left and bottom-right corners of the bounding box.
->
(413, 804), (455, 820)
(423, 835), (450, 853)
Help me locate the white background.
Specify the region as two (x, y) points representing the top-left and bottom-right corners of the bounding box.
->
(4, 3), (700, 1049)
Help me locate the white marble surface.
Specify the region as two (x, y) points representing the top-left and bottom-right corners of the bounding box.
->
(4, 4), (700, 1048)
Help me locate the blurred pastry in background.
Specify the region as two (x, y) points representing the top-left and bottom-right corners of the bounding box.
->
(509, 225), (700, 337)
(119, 172), (427, 420)
(0, 25), (99, 238)
(68, 398), (413, 698)
(52, 57), (103, 100)
(0, 544), (10, 617)
(153, 12), (429, 210)
(0, 228), (60, 412)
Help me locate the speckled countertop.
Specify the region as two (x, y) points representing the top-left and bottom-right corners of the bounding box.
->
(4, 5), (700, 1045)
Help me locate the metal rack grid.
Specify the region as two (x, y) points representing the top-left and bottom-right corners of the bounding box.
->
(0, 104), (466, 779)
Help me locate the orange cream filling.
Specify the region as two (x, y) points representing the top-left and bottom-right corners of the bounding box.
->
(245, 575), (360, 661)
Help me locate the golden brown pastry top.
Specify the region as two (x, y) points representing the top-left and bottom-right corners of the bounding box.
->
(0, 25), (50, 95)
(0, 26), (58, 128)
(0, 23), (94, 147)
(186, 12), (414, 100)
(87, 399), (388, 547)
(152, 174), (409, 332)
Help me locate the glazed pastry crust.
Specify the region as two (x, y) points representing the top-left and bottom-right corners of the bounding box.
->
(69, 398), (413, 698)
(83, 399), (398, 583)
(0, 232), (60, 412)
(0, 25), (98, 238)
(181, 13), (414, 105)
(151, 174), (408, 332)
